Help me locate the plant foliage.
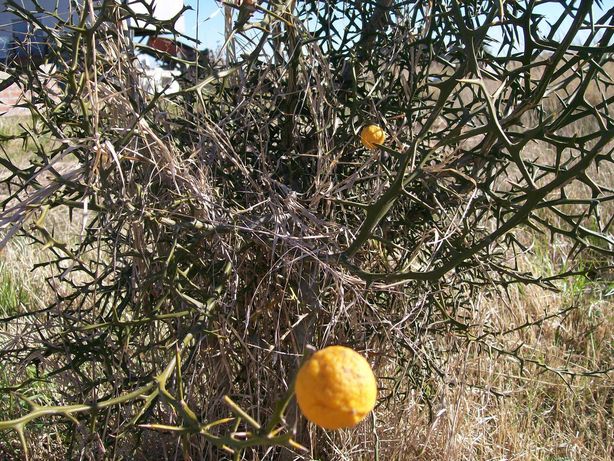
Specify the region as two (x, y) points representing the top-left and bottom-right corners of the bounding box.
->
(0, 0), (612, 459)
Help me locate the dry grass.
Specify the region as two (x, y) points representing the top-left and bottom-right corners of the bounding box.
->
(382, 277), (612, 461)
(375, 115), (613, 458)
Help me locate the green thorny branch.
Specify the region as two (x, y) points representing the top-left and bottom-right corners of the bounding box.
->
(340, 0), (613, 283)
(0, 331), (306, 460)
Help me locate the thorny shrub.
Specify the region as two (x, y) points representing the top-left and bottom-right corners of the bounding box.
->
(0, 0), (612, 459)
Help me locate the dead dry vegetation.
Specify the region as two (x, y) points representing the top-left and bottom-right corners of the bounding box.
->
(0, 0), (613, 460)
(1, 197), (611, 461)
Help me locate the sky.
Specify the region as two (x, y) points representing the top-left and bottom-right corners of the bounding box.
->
(184, 0), (225, 50)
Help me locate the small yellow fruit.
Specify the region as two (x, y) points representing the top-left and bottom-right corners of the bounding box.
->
(360, 124), (386, 150)
(295, 345), (377, 430)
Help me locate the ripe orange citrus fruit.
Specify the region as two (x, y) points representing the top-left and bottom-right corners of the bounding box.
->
(295, 345), (377, 429)
(360, 124), (386, 150)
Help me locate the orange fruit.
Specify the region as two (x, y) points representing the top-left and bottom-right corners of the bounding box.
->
(360, 124), (386, 149)
(295, 345), (377, 429)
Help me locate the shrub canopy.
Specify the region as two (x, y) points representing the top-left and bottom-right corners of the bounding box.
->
(0, 0), (612, 459)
